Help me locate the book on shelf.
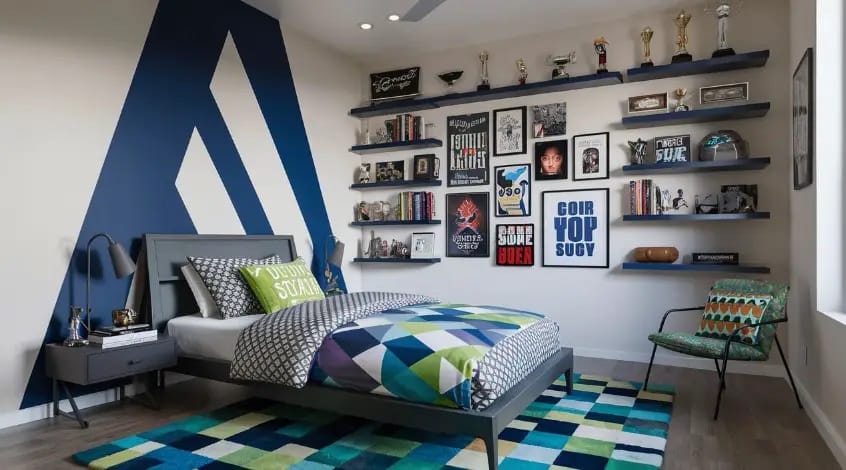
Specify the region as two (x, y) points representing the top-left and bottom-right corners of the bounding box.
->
(394, 191), (435, 221)
(628, 179), (665, 215)
(387, 113), (425, 142)
(89, 329), (157, 348)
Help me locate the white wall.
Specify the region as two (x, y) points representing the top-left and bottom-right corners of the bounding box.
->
(0, 0), (362, 426)
(358, 0), (791, 373)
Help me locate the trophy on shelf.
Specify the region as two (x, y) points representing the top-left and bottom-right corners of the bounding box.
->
(673, 88), (691, 112)
(438, 70), (464, 93)
(516, 59), (528, 85)
(672, 10), (693, 63)
(707, 1), (740, 57)
(594, 37), (609, 74)
(478, 51), (491, 90)
(547, 52), (576, 79)
(640, 27), (655, 67)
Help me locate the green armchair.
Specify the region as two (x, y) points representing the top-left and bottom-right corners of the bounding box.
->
(643, 279), (803, 420)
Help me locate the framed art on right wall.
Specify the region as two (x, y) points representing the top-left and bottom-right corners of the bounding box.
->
(541, 188), (609, 268)
(793, 47), (813, 190)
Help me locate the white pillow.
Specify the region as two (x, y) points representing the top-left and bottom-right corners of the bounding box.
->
(181, 264), (220, 319)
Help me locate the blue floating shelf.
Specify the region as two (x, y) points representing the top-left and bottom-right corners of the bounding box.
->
(351, 180), (443, 190)
(622, 102), (770, 128)
(354, 257), (441, 264)
(626, 50), (770, 82)
(622, 262), (770, 274)
(351, 220), (442, 226)
(623, 212), (770, 221)
(622, 157), (771, 174)
(350, 73), (624, 118)
(350, 139), (443, 155)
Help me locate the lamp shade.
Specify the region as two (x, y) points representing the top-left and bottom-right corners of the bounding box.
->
(108, 242), (136, 278)
(328, 240), (345, 267)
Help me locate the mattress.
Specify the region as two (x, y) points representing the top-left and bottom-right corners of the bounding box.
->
(167, 313), (263, 361)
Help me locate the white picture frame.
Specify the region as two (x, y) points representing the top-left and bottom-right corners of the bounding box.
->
(411, 232), (436, 259)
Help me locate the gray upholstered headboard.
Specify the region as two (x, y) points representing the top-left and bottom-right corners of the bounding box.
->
(144, 234), (297, 331)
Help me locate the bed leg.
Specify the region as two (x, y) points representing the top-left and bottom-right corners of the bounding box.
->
(482, 430), (499, 470)
(564, 368), (574, 395)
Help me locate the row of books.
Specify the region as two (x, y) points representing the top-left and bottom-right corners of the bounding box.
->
(395, 191), (436, 221)
(89, 323), (157, 349)
(386, 114), (425, 142)
(629, 179), (665, 216)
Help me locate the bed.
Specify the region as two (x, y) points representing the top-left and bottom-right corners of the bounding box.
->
(144, 234), (574, 470)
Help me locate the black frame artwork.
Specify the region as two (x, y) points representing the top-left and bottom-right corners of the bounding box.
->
(572, 132), (610, 181)
(541, 188), (610, 268)
(446, 192), (490, 258)
(793, 48), (813, 190)
(534, 140), (568, 180)
(495, 224), (535, 267)
(447, 112), (490, 187)
(493, 106), (527, 156)
(494, 164), (531, 217)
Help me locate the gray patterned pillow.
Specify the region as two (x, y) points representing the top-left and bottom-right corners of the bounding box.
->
(188, 255), (284, 319)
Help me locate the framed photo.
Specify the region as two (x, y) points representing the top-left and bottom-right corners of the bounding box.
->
(572, 132), (609, 181)
(375, 161), (404, 181)
(542, 188), (609, 268)
(447, 112), (490, 187)
(654, 135), (691, 163)
(494, 164), (531, 217)
(628, 92), (668, 114)
(370, 67), (421, 102)
(719, 185), (758, 213)
(496, 224), (535, 266)
(446, 192), (490, 257)
(531, 102), (567, 137)
(534, 140), (568, 180)
(793, 48), (813, 190)
(411, 232), (436, 259)
(413, 154), (440, 180)
(493, 107), (527, 156)
(700, 82), (749, 104)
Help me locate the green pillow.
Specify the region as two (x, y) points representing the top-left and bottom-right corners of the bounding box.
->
(239, 258), (325, 313)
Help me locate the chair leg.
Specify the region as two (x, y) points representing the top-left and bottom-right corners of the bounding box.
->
(643, 344), (658, 390)
(774, 334), (803, 410)
(713, 356), (729, 420)
(714, 359), (726, 389)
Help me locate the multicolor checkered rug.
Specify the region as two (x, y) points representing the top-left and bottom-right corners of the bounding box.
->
(73, 374), (674, 469)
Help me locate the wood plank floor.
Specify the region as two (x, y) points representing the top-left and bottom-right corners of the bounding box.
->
(0, 357), (838, 469)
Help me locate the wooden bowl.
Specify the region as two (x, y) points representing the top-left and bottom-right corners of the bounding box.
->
(633, 247), (679, 263)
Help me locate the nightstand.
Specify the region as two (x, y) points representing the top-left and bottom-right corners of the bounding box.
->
(45, 337), (176, 428)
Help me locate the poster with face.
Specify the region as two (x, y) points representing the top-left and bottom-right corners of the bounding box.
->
(446, 192), (490, 257)
(542, 189), (609, 268)
(495, 164), (531, 217)
(496, 224), (534, 266)
(493, 107), (526, 156)
(535, 140), (568, 180)
(572, 132), (609, 181)
(447, 112), (490, 187)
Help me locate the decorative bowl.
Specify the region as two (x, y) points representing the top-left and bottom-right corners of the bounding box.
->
(633, 247), (679, 263)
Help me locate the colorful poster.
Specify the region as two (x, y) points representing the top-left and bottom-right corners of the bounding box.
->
(447, 112), (489, 187)
(446, 192), (489, 257)
(542, 189), (609, 268)
(495, 164), (531, 217)
(496, 224), (534, 266)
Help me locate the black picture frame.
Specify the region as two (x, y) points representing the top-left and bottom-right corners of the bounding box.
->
(541, 188), (609, 268)
(572, 132), (610, 181)
(495, 224), (535, 267)
(446, 192), (490, 258)
(793, 47), (814, 190)
(494, 164), (531, 217)
(534, 140), (568, 180)
(447, 112), (490, 187)
(493, 106), (527, 156)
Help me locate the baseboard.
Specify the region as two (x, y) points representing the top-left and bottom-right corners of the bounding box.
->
(574, 346), (787, 378)
(794, 377), (846, 468)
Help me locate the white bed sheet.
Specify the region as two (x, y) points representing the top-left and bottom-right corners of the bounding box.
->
(167, 313), (263, 361)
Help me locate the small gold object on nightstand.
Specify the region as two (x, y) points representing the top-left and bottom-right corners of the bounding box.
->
(112, 308), (138, 327)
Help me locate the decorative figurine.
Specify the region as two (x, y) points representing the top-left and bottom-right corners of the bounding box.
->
(64, 306), (88, 347)
(594, 37), (609, 74)
(640, 27), (655, 67)
(710, 2), (737, 57)
(673, 88), (691, 112)
(516, 59), (528, 85)
(547, 52), (576, 79)
(628, 138), (649, 165)
(374, 128), (391, 144)
(478, 51), (491, 91)
(356, 201), (370, 221)
(672, 10), (693, 63)
(364, 231), (382, 259)
(672, 188), (689, 210)
(438, 70), (463, 93)
(358, 163), (371, 184)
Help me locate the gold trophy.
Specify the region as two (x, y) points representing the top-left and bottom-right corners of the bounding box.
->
(640, 27), (655, 67)
(673, 88), (690, 112)
(672, 10), (693, 63)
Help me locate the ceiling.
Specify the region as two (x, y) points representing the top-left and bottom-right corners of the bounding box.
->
(244, 0), (696, 63)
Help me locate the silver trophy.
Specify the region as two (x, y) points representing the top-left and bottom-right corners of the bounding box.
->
(547, 52), (576, 79)
(707, 1), (740, 57)
(477, 51), (490, 91)
(64, 306), (88, 347)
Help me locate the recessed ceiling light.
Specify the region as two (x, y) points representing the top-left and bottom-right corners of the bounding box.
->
(387, 14), (400, 21)
(359, 22), (373, 30)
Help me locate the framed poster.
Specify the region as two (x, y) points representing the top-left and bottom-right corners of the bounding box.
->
(370, 67), (421, 102)
(531, 102), (567, 137)
(495, 164), (531, 217)
(793, 48), (813, 190)
(542, 189), (609, 268)
(446, 192), (489, 257)
(447, 112), (490, 187)
(572, 132), (609, 181)
(654, 135), (691, 163)
(411, 232), (436, 259)
(493, 106), (526, 156)
(535, 140), (567, 180)
(496, 224), (534, 266)
(700, 82), (749, 104)
(628, 93), (668, 114)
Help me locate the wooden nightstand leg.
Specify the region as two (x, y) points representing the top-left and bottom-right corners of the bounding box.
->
(54, 381), (89, 429)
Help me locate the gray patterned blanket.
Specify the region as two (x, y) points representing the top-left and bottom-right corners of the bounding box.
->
(229, 292), (438, 387)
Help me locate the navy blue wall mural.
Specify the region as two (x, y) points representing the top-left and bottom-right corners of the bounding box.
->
(21, 0), (345, 408)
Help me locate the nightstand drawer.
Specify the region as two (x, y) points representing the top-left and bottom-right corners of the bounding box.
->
(87, 340), (176, 383)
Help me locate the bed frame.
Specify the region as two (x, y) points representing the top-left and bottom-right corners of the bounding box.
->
(144, 234), (574, 470)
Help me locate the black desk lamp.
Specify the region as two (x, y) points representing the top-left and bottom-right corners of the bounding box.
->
(86, 233), (135, 334)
